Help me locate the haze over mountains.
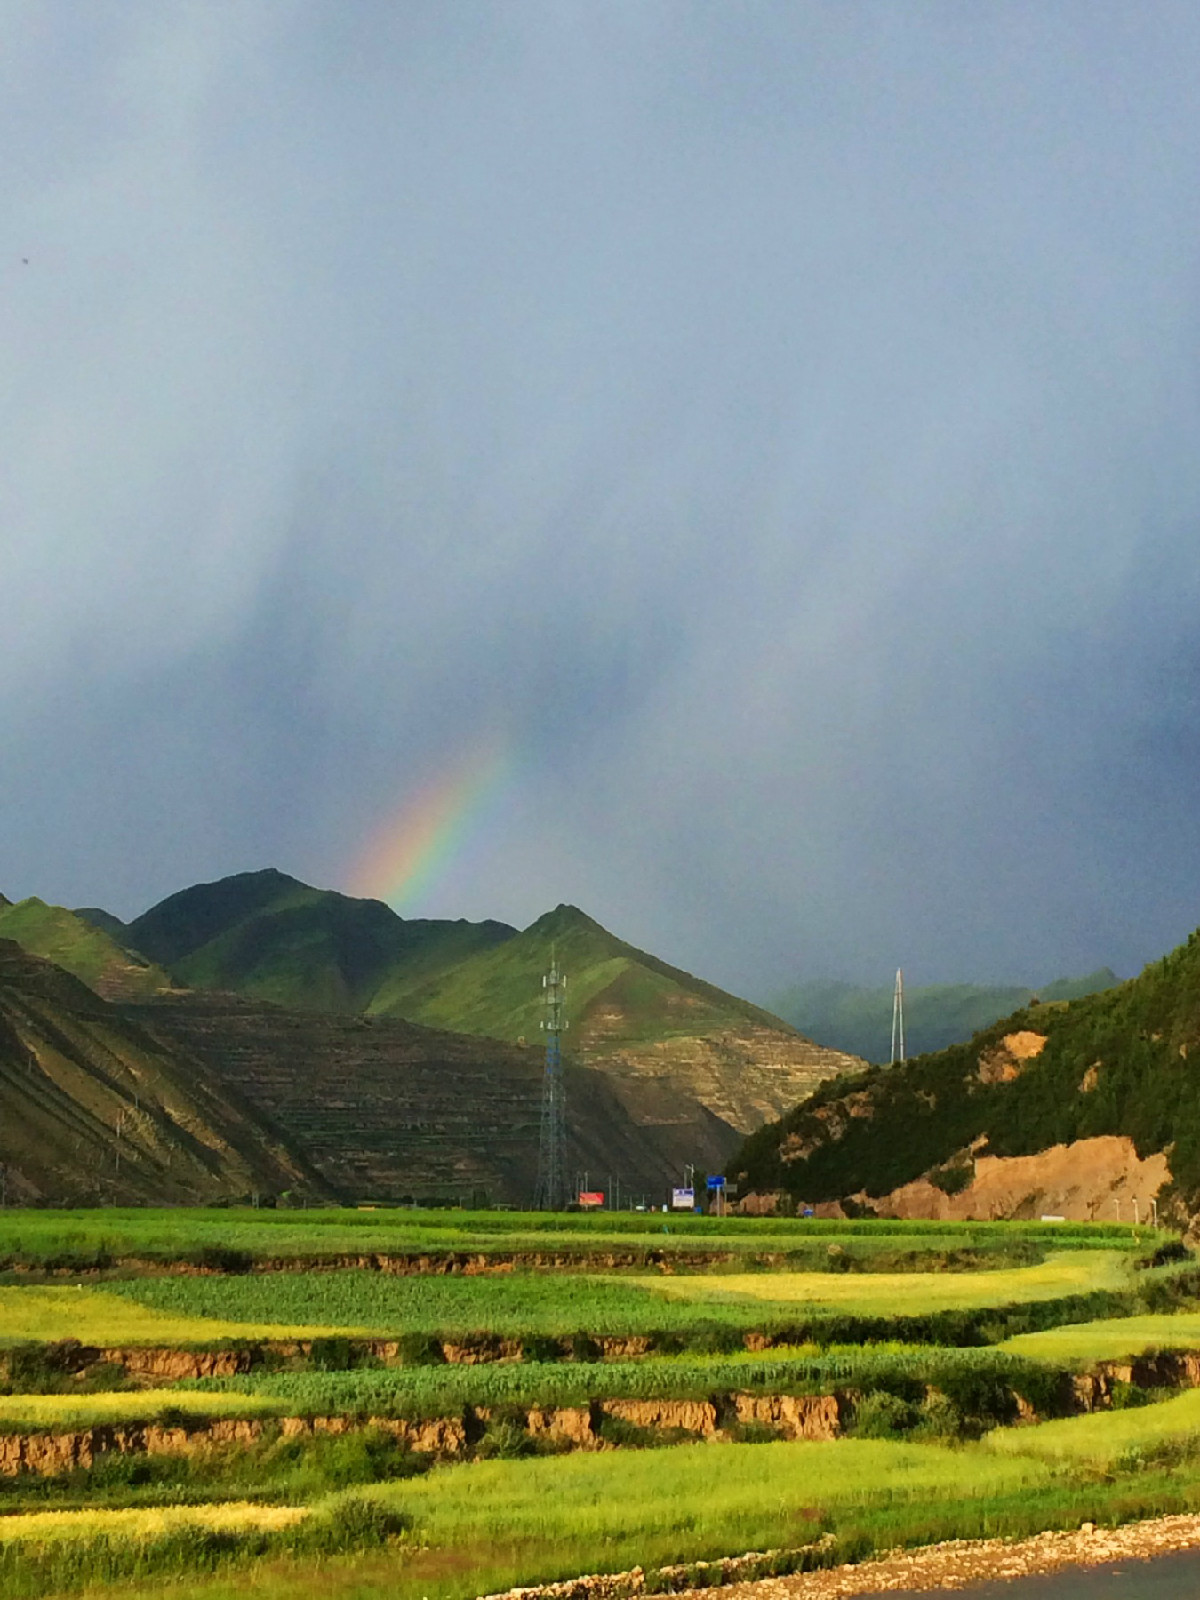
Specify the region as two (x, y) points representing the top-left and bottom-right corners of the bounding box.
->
(770, 972), (1120, 1063)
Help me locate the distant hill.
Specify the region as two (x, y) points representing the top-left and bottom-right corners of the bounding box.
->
(734, 929), (1200, 1218)
(108, 873), (862, 1139)
(0, 939), (321, 1205)
(374, 903), (863, 1134)
(767, 971), (1119, 1061)
(125, 989), (740, 1206)
(74, 905), (136, 943)
(0, 898), (175, 1001)
(129, 869), (515, 1012)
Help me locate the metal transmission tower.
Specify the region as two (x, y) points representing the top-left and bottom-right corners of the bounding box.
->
(535, 956), (568, 1209)
(890, 968), (906, 1064)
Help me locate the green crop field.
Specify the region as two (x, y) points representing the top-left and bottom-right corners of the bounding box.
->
(984, 1385), (1200, 1464)
(1003, 1310), (1200, 1364)
(0, 1212), (1191, 1600)
(0, 1207), (1154, 1272)
(181, 1344), (1047, 1423)
(94, 1248), (1134, 1342)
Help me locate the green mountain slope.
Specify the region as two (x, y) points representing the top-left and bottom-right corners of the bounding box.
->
(130, 869), (515, 1012)
(371, 904), (863, 1134)
(734, 930), (1200, 1214)
(126, 989), (740, 1206)
(0, 898), (175, 1001)
(74, 905), (135, 943)
(768, 971), (1119, 1061)
(0, 939), (322, 1205)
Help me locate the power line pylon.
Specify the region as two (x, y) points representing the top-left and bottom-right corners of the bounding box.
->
(535, 955), (568, 1209)
(890, 967), (906, 1064)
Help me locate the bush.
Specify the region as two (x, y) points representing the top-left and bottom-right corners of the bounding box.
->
(296, 1495), (409, 1553)
(909, 1394), (965, 1441)
(397, 1333), (444, 1366)
(1110, 1381), (1154, 1411)
(849, 1392), (917, 1439)
(520, 1335), (562, 1364)
(2, 1342), (80, 1394)
(475, 1419), (534, 1459)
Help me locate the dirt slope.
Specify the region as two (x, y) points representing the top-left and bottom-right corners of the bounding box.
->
(0, 940), (319, 1205)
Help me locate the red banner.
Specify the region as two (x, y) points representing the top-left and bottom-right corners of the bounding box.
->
(578, 1191), (605, 1207)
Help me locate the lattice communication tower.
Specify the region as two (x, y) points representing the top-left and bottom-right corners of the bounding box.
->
(890, 967), (906, 1064)
(534, 956), (568, 1209)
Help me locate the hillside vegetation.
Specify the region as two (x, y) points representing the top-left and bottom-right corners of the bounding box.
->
(770, 971), (1119, 1062)
(0, 899), (174, 1001)
(64, 875), (861, 1140)
(127, 868), (514, 1012)
(368, 902), (862, 1133)
(735, 927), (1200, 1215)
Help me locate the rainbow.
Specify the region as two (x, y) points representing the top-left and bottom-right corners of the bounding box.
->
(349, 747), (513, 914)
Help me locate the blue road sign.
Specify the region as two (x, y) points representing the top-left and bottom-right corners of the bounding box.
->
(706, 1174), (726, 1190)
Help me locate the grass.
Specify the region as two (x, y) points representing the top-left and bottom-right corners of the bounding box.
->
(0, 901), (169, 999)
(1003, 1311), (1200, 1364)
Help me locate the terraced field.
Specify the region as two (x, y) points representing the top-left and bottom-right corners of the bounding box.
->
(0, 1209), (1196, 1600)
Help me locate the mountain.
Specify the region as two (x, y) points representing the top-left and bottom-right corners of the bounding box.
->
(370, 903), (863, 1134)
(0, 939), (321, 1205)
(124, 990), (740, 1205)
(767, 971), (1120, 1061)
(129, 868), (515, 1012)
(0, 898), (175, 1001)
(74, 905), (136, 943)
(118, 874), (861, 1139)
(733, 930), (1200, 1220)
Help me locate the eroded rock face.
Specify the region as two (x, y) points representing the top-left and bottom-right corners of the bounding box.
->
(732, 1392), (841, 1440)
(867, 1135), (1169, 1223)
(526, 1406), (595, 1446)
(113, 1346), (252, 1379)
(0, 1389), (843, 1476)
(977, 1031), (1047, 1086)
(600, 1398), (718, 1436)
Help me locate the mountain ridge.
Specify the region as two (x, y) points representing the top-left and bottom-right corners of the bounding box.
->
(734, 927), (1200, 1219)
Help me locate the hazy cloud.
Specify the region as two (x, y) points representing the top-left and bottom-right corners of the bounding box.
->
(4, 1), (1200, 996)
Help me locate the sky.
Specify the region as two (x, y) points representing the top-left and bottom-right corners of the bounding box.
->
(3, 1), (1200, 998)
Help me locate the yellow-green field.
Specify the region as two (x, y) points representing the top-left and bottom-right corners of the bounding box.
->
(0, 1389), (286, 1431)
(0, 1500), (306, 1544)
(984, 1385), (1200, 1464)
(1004, 1311), (1200, 1364)
(628, 1249), (1132, 1314)
(0, 1287), (369, 1347)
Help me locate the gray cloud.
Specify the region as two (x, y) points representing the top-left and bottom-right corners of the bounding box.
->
(3, 1), (1200, 998)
